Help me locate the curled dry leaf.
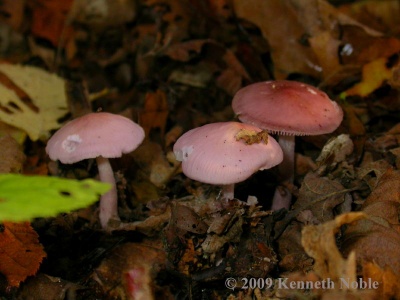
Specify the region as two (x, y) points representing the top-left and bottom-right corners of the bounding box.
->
(201, 210), (244, 254)
(0, 222), (46, 288)
(301, 212), (366, 285)
(316, 134), (354, 170)
(342, 169), (400, 276)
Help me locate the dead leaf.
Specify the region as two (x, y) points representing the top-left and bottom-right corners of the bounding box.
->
(28, 0), (74, 47)
(131, 139), (180, 188)
(70, 0), (136, 30)
(0, 64), (68, 141)
(342, 57), (395, 97)
(16, 273), (82, 300)
(139, 89), (169, 136)
(0, 222), (46, 288)
(170, 203), (208, 234)
(293, 172), (349, 223)
(338, 1), (400, 34)
(232, 0), (319, 79)
(342, 170), (400, 277)
(162, 39), (210, 62)
(0, 0), (25, 31)
(362, 262), (400, 300)
(301, 212), (366, 284)
(145, 0), (192, 46)
(0, 135), (25, 173)
(201, 210), (243, 253)
(316, 134), (354, 169)
(93, 241), (167, 300)
(177, 238), (197, 276)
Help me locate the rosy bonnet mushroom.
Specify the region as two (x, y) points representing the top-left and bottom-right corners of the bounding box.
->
(232, 80), (343, 210)
(173, 122), (283, 199)
(46, 112), (145, 229)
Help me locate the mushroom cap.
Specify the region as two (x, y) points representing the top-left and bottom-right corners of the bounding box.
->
(173, 122), (283, 185)
(46, 112), (145, 164)
(232, 80), (343, 136)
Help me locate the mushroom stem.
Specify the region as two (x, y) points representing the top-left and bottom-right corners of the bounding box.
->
(221, 184), (235, 200)
(271, 135), (295, 210)
(96, 156), (120, 228)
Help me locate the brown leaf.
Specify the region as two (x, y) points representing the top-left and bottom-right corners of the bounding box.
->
(0, 135), (25, 174)
(16, 274), (81, 300)
(145, 0), (192, 45)
(362, 262), (400, 300)
(232, 0), (319, 79)
(139, 89), (169, 136)
(0, 222), (46, 288)
(338, 1), (400, 34)
(28, 0), (74, 47)
(342, 170), (400, 277)
(170, 203), (208, 234)
(294, 172), (348, 223)
(0, 0), (25, 30)
(93, 241), (167, 300)
(301, 212), (366, 285)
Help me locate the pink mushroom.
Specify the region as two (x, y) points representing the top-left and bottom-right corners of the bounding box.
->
(46, 112), (145, 229)
(173, 122), (283, 199)
(232, 80), (343, 210)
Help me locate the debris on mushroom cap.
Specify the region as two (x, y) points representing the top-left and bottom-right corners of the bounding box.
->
(46, 112), (145, 164)
(173, 122), (283, 185)
(232, 80), (343, 136)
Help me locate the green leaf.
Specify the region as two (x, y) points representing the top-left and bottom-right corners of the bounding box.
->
(0, 174), (110, 222)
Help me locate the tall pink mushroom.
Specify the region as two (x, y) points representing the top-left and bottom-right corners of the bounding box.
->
(232, 80), (343, 210)
(46, 112), (145, 229)
(173, 122), (283, 199)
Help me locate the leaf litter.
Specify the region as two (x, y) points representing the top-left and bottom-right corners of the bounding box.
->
(0, 0), (400, 299)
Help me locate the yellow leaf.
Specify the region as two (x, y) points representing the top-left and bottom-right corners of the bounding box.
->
(342, 57), (393, 98)
(0, 64), (68, 141)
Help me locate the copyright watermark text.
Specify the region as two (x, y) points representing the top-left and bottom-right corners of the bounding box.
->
(224, 277), (379, 291)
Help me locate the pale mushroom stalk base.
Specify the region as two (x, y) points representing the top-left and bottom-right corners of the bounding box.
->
(96, 156), (120, 228)
(271, 135), (295, 210)
(221, 184), (235, 200)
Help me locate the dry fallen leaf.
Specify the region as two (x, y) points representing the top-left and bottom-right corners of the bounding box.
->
(232, 0), (319, 79)
(293, 172), (349, 223)
(93, 241), (167, 300)
(16, 273), (82, 300)
(0, 0), (25, 31)
(28, 0), (74, 47)
(139, 89), (169, 136)
(0, 222), (46, 288)
(301, 212), (366, 285)
(0, 135), (25, 173)
(0, 64), (68, 141)
(362, 261), (400, 300)
(342, 57), (395, 98)
(342, 169), (400, 276)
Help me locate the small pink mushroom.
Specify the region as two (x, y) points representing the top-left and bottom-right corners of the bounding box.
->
(173, 122), (283, 199)
(232, 80), (343, 210)
(46, 112), (145, 229)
